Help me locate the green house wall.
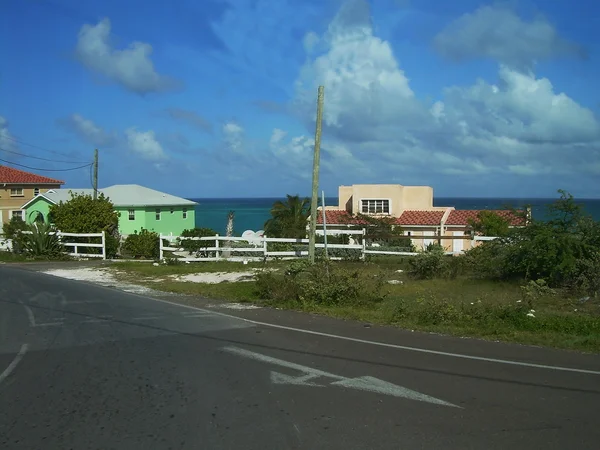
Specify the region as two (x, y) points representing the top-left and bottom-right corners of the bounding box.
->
(24, 197), (196, 237)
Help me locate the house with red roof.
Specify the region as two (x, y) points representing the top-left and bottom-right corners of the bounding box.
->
(316, 184), (526, 253)
(0, 165), (64, 226)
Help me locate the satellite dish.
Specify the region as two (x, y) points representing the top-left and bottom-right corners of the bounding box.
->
(256, 230), (265, 237)
(242, 230), (256, 240)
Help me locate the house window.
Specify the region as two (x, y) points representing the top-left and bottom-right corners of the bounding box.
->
(155, 209), (161, 221)
(10, 188), (23, 197)
(11, 210), (24, 220)
(361, 199), (390, 214)
(170, 208), (174, 214)
(183, 208), (188, 219)
(128, 209), (135, 220)
(34, 188), (40, 196)
(405, 231), (412, 236)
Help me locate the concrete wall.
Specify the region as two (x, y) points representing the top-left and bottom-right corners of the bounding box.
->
(0, 184), (61, 226)
(337, 184), (436, 218)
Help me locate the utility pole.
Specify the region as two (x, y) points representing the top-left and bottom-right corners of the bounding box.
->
(308, 86), (325, 264)
(93, 149), (98, 200)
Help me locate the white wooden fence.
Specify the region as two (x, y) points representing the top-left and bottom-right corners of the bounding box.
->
(1, 231), (106, 259)
(158, 229), (486, 261)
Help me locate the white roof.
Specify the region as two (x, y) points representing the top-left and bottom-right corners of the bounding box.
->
(26, 184), (197, 208)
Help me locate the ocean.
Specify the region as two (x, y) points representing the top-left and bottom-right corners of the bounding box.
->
(188, 197), (600, 236)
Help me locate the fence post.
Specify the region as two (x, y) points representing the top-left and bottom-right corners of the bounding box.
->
(215, 234), (220, 260)
(361, 228), (367, 260)
(101, 230), (106, 260)
(159, 235), (164, 260)
(263, 236), (268, 260)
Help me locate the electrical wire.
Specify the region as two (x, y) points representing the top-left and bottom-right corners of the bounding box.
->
(0, 146), (92, 164)
(1, 135), (90, 163)
(0, 157), (93, 172)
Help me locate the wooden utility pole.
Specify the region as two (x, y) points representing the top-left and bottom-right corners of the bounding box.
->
(308, 86), (325, 264)
(93, 149), (98, 200)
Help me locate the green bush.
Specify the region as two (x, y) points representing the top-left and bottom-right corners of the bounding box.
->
(408, 245), (449, 279)
(178, 227), (217, 256)
(2, 216), (27, 253)
(465, 191), (600, 292)
(255, 259), (387, 307)
(49, 192), (120, 258)
(123, 229), (160, 259)
(20, 222), (64, 257)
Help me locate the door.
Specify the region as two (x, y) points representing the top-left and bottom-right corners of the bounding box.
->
(453, 231), (464, 253)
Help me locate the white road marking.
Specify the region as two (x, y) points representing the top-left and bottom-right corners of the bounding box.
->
(143, 296), (600, 376)
(223, 345), (458, 407)
(40, 275), (600, 376)
(22, 304), (36, 327)
(34, 321), (64, 327)
(0, 344), (28, 386)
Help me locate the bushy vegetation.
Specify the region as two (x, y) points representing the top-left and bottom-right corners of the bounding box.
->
(264, 194), (310, 238)
(49, 192), (120, 258)
(177, 227), (218, 257)
(255, 259), (387, 307)
(465, 190), (600, 296)
(122, 228), (159, 259)
(2, 218), (65, 258)
(2, 216), (27, 254)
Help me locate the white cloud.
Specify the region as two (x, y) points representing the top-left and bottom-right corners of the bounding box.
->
(289, 0), (600, 180)
(433, 5), (586, 70)
(0, 116), (18, 152)
(75, 18), (178, 94)
(164, 108), (212, 133)
(223, 122), (244, 154)
(58, 114), (117, 147)
(125, 128), (167, 160)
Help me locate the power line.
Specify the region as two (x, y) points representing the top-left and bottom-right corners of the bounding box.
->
(0, 146), (92, 164)
(0, 157), (93, 172)
(1, 135), (89, 162)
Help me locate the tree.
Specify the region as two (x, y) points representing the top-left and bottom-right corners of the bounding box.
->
(49, 192), (120, 257)
(468, 210), (512, 237)
(264, 195), (310, 238)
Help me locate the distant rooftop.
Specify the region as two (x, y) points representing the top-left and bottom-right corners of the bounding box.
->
(28, 184), (197, 208)
(0, 165), (65, 185)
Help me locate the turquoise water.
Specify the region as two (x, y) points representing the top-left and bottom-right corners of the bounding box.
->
(189, 197), (600, 236)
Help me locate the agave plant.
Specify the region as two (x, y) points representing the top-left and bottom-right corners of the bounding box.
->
(20, 222), (64, 257)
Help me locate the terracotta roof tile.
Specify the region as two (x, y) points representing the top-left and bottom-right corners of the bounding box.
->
(0, 165), (65, 185)
(317, 210), (365, 225)
(446, 209), (525, 226)
(397, 210), (445, 226)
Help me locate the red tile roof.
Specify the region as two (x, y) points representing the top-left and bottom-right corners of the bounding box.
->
(397, 210), (445, 226)
(317, 210), (363, 225)
(0, 165), (65, 185)
(445, 209), (525, 226)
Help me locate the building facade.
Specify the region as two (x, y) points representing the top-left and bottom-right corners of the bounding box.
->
(0, 165), (63, 227)
(22, 184), (197, 237)
(317, 184), (525, 252)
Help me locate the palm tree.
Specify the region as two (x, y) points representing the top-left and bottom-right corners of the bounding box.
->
(264, 194), (311, 238)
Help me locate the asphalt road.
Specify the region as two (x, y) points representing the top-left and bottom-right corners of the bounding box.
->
(1, 265), (599, 449)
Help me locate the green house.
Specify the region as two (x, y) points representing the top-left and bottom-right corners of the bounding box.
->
(21, 184), (197, 236)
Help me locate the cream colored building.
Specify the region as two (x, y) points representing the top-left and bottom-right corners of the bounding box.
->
(0, 165), (64, 227)
(317, 184), (524, 253)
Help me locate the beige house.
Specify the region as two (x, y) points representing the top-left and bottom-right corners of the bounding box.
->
(0, 165), (64, 227)
(317, 184), (525, 253)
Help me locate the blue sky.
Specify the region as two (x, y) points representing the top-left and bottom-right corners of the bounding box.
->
(1, 0), (599, 199)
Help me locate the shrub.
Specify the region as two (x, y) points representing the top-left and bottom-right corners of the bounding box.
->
(20, 222), (64, 257)
(49, 192), (120, 258)
(2, 216), (27, 253)
(178, 227), (217, 256)
(255, 259), (388, 307)
(123, 229), (159, 259)
(408, 245), (449, 279)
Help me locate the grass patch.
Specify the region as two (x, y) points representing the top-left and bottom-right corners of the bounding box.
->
(107, 259), (600, 353)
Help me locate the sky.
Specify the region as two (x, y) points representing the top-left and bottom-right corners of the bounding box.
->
(1, 0), (599, 199)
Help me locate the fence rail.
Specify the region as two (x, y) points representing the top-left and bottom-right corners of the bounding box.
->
(159, 229), (495, 261)
(2, 230), (106, 259)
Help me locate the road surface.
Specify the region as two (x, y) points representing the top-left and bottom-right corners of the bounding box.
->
(1, 265), (599, 449)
